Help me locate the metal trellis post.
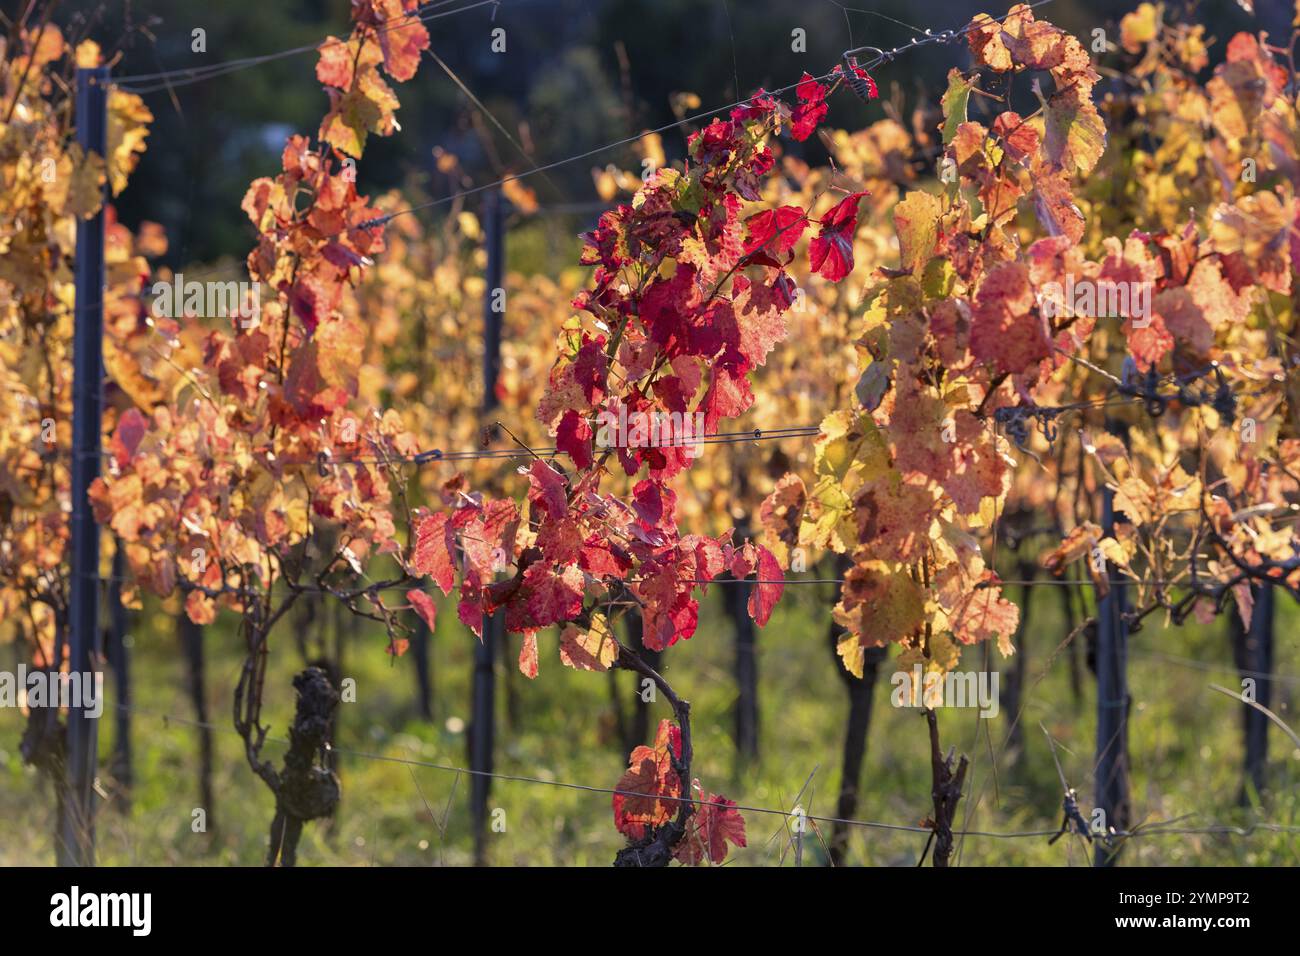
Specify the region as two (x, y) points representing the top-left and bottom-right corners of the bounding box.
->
(65, 65), (110, 867)
(106, 539), (132, 804)
(471, 187), (505, 865)
(1093, 483), (1131, 866)
(1231, 583), (1275, 800)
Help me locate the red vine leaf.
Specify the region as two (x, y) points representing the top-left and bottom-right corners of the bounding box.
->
(809, 191), (867, 282)
(407, 588), (437, 631)
(747, 544), (784, 626)
(675, 791), (747, 864)
(613, 719), (682, 839)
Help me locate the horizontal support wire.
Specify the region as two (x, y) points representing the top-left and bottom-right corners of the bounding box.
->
(51, 424), (823, 468)
(106, 700), (1300, 843)
(25, 382), (1186, 476)
(1129, 648), (1300, 687)
(333, 0), (1063, 235)
(110, 0), (1061, 97)
(111, 0), (502, 94)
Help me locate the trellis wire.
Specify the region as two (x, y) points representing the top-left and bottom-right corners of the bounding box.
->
(111, 0), (504, 94)
(110, 0), (1061, 98)
(35, 385), (1164, 475)
(345, 0), (1063, 233)
(107, 700), (1300, 844)
(50, 423), (824, 469)
(1129, 648), (1300, 688)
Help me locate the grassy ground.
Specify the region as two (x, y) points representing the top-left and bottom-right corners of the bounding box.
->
(1, 573), (1298, 866)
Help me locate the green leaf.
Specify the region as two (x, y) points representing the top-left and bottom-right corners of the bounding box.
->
(922, 256), (956, 299)
(893, 190), (943, 276)
(854, 361), (890, 411)
(941, 69), (975, 146)
(1043, 85), (1106, 176)
(833, 561), (925, 677)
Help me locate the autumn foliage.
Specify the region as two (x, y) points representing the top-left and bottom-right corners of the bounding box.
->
(0, 25), (153, 668)
(7, 0), (1300, 865)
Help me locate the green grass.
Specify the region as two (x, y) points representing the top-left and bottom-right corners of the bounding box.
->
(1, 578), (1298, 866)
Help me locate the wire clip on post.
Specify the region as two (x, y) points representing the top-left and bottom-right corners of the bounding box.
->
(1048, 788), (1095, 845)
